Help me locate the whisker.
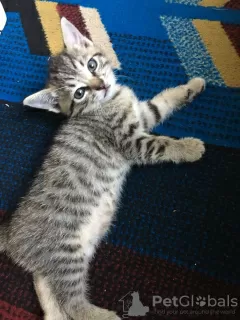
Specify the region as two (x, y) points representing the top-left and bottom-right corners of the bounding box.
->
(51, 86), (69, 93)
(116, 75), (134, 81)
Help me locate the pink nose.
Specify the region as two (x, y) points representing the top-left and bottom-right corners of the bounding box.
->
(96, 82), (106, 91)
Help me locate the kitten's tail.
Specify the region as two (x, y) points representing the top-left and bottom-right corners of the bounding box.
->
(0, 222), (8, 252)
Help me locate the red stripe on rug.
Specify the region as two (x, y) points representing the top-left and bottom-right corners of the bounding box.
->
(56, 4), (91, 40)
(225, 0), (240, 10)
(0, 300), (40, 320)
(0, 254), (41, 316)
(221, 23), (240, 56)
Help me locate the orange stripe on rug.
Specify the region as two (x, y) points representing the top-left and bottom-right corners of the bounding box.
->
(35, 0), (63, 55)
(193, 19), (240, 87)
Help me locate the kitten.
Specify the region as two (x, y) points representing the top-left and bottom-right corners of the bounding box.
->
(0, 18), (205, 320)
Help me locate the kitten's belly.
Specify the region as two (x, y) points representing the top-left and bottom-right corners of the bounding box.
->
(77, 165), (129, 259)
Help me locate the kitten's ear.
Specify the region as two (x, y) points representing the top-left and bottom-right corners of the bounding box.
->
(23, 89), (60, 113)
(61, 17), (92, 49)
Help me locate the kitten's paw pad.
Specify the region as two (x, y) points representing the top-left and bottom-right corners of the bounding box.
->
(181, 138), (205, 162)
(186, 78), (206, 102)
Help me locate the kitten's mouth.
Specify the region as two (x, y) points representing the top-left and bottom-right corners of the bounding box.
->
(104, 85), (110, 98)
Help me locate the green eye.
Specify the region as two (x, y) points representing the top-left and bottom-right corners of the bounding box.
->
(88, 58), (97, 72)
(74, 87), (86, 99)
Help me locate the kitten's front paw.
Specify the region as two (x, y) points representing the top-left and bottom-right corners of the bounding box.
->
(186, 78), (206, 102)
(181, 138), (205, 162)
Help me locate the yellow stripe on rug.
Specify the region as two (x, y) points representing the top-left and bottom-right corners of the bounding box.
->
(199, 0), (229, 7)
(193, 19), (240, 87)
(35, 0), (64, 55)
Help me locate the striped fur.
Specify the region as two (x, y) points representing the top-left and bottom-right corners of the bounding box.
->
(1, 19), (206, 320)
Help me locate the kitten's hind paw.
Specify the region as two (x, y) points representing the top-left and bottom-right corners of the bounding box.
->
(186, 78), (206, 102)
(180, 138), (205, 162)
(79, 305), (121, 320)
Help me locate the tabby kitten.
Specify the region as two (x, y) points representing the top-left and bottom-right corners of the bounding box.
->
(0, 18), (206, 320)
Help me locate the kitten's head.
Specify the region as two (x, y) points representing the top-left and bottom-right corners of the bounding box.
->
(23, 18), (117, 117)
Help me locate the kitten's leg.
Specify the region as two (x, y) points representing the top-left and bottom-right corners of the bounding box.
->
(34, 273), (120, 320)
(140, 77), (205, 130)
(34, 274), (69, 320)
(34, 262), (120, 320)
(123, 133), (205, 164)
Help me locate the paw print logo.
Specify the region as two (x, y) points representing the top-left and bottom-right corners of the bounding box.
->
(195, 296), (206, 307)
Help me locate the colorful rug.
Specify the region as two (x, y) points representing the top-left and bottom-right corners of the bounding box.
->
(0, 0), (240, 319)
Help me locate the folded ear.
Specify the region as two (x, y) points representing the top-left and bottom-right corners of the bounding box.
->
(23, 89), (60, 113)
(61, 17), (93, 49)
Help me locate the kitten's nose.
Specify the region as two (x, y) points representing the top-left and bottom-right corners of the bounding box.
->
(90, 77), (106, 91)
(96, 79), (106, 91)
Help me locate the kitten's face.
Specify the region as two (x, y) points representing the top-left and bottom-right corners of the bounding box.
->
(48, 44), (117, 116)
(23, 18), (117, 117)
